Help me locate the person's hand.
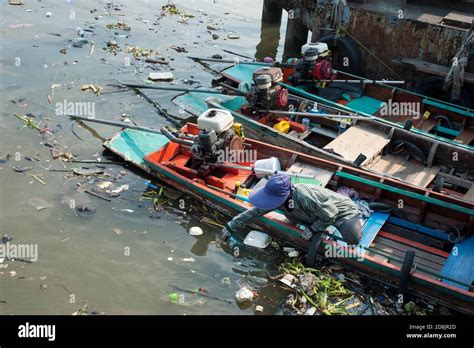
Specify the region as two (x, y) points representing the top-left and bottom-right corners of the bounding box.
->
(300, 228), (313, 241)
(221, 226), (232, 242)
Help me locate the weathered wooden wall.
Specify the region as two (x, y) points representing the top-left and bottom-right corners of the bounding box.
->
(277, 0), (473, 84)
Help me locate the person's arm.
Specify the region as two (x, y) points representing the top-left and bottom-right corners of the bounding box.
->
(226, 206), (269, 233)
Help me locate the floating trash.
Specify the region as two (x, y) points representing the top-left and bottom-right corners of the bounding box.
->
(148, 72), (174, 81)
(27, 197), (53, 211)
(189, 226), (203, 236)
(75, 204), (96, 218)
(2, 235), (13, 243)
(0, 152), (11, 163)
(243, 231), (272, 249)
(221, 277), (231, 287)
(168, 292), (180, 303)
(288, 251), (299, 258)
(235, 287), (255, 303)
(12, 166), (32, 173)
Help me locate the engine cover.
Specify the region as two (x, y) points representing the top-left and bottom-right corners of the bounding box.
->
(252, 67), (284, 83)
(310, 59), (333, 80)
(197, 109), (234, 134)
(274, 86), (289, 109)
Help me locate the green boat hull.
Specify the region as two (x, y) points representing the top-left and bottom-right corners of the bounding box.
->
(220, 64), (474, 151)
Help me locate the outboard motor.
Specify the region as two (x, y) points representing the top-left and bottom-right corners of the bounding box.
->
(247, 67), (289, 110)
(291, 42), (333, 83)
(191, 109), (243, 162)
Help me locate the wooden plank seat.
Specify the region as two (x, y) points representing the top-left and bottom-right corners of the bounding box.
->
(287, 161), (334, 187)
(323, 125), (390, 165)
(464, 185), (474, 203)
(454, 128), (474, 146)
(441, 236), (474, 290)
(372, 236), (446, 272)
(413, 117), (439, 132)
(365, 154), (440, 188)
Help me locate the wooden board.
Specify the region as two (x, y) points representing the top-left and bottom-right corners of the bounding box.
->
(454, 128), (474, 146)
(366, 246), (441, 281)
(400, 58), (474, 84)
(441, 236), (474, 290)
(323, 125), (390, 165)
(442, 12), (474, 29)
(370, 237), (447, 277)
(413, 118), (438, 132)
(287, 161), (334, 187)
(374, 236), (447, 268)
(366, 154), (440, 188)
(464, 185), (474, 203)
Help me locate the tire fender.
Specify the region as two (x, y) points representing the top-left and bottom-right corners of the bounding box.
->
(318, 34), (363, 76)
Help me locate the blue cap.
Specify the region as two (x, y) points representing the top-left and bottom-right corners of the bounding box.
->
(249, 173), (291, 210)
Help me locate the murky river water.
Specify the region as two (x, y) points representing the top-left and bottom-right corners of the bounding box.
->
(1, 0), (454, 317)
(0, 0), (296, 314)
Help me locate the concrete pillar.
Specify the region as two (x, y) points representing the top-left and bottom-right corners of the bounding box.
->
(255, 21), (281, 61)
(256, 0), (283, 61)
(262, 0), (283, 23)
(283, 9), (308, 59)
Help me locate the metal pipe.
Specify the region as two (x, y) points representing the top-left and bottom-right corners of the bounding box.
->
(121, 83), (245, 96)
(301, 79), (406, 85)
(257, 109), (374, 120)
(160, 127), (194, 146)
(188, 56), (270, 65)
(287, 94), (364, 117)
(69, 115), (164, 135)
(331, 69), (407, 87)
(187, 56), (295, 68)
(214, 81), (248, 95)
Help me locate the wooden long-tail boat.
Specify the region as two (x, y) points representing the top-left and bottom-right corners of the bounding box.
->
(102, 117), (474, 313)
(200, 55), (474, 150)
(172, 87), (474, 203)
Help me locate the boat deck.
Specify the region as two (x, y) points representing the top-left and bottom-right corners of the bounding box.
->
(366, 155), (440, 188)
(323, 125), (390, 164)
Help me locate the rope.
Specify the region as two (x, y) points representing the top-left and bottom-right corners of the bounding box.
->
(331, 0), (346, 30)
(338, 29), (405, 80)
(444, 24), (474, 101)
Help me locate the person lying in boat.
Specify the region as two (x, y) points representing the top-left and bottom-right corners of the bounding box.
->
(221, 173), (363, 245)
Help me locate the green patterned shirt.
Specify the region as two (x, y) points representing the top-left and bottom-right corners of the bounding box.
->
(227, 184), (359, 232)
